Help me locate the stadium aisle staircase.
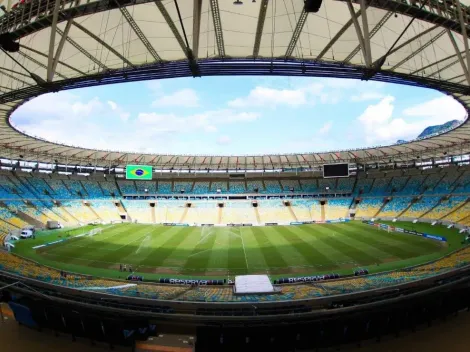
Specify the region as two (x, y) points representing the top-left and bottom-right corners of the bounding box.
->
(286, 204), (298, 221)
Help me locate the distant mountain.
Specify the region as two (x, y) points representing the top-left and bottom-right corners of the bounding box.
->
(396, 120), (460, 144)
(417, 120), (460, 138)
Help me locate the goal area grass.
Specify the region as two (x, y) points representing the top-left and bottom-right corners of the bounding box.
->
(11, 221), (466, 281)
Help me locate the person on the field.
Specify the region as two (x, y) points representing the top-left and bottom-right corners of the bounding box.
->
(119, 263), (122, 272)
(124, 264), (127, 272)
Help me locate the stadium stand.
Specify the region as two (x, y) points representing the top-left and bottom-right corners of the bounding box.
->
(402, 196), (441, 219)
(355, 198), (384, 218)
(325, 198), (352, 219)
(246, 180), (264, 193)
(192, 181), (210, 194)
(229, 181), (246, 194)
(117, 180), (136, 194)
(134, 180), (157, 193)
(173, 181), (193, 193)
(263, 180), (283, 194)
(280, 179), (300, 192)
(99, 180), (121, 196)
(210, 181), (228, 193)
(157, 181), (172, 194)
(378, 197), (414, 218)
(299, 179), (318, 193)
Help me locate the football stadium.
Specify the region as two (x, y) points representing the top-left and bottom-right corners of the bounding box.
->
(1, 0), (470, 351)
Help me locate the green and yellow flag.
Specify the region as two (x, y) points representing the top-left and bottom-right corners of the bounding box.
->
(126, 165), (152, 180)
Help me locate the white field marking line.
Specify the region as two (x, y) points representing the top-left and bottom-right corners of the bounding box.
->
(187, 247), (213, 258)
(195, 226), (215, 246)
(235, 227), (249, 270)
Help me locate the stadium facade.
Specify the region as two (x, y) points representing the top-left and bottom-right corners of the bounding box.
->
(0, 0), (470, 350)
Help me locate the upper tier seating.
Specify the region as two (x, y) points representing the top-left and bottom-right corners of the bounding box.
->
(174, 181), (193, 193)
(99, 181), (120, 196)
(117, 180), (136, 194)
(81, 180), (104, 198)
(263, 180), (282, 193)
(229, 181), (246, 194)
(354, 178), (373, 195)
(46, 179), (73, 199)
(134, 180), (157, 193)
(210, 181), (228, 193)
(369, 178), (390, 196)
(192, 182), (210, 194)
(280, 179), (300, 192)
(396, 175), (426, 195)
(387, 176), (409, 194)
(157, 181), (172, 194)
(336, 178), (355, 192)
(246, 180), (264, 193)
(299, 179), (318, 193)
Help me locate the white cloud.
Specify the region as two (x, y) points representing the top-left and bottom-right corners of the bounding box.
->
(350, 91), (385, 102)
(204, 125), (218, 133)
(227, 79), (385, 108)
(318, 121), (332, 135)
(152, 88), (200, 108)
(357, 95), (466, 145)
(228, 86), (307, 108)
(217, 135), (231, 145)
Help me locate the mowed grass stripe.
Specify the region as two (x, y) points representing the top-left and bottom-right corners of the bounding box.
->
(47, 224), (146, 264)
(317, 224), (401, 260)
(139, 227), (195, 267)
(310, 226), (380, 265)
(206, 228), (230, 271)
(250, 227), (288, 269)
(182, 227), (219, 272)
(86, 226), (165, 268)
(241, 227), (269, 272)
(274, 226), (340, 269)
(347, 222), (442, 252)
(327, 224), (422, 259)
(45, 224), (137, 257)
(227, 227), (248, 274)
(289, 226), (357, 263)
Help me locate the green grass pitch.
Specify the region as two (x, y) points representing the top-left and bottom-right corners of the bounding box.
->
(12, 222), (466, 280)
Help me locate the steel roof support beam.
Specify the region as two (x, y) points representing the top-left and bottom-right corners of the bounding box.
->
(72, 21), (135, 68)
(193, 0), (203, 59)
(317, 6), (363, 60)
(455, 0), (470, 78)
(343, 11), (392, 64)
(447, 30), (470, 85)
(54, 28), (107, 72)
(390, 30), (446, 71)
(209, 0), (225, 58)
(410, 50), (465, 75)
(371, 25), (439, 66)
(121, 6), (162, 62)
(47, 0), (63, 82)
(359, 0), (372, 66)
(20, 44), (85, 76)
(17, 50), (68, 80)
(155, 1), (187, 58)
(253, 0), (269, 58)
(285, 8), (308, 59)
(347, 0), (370, 67)
(427, 55), (462, 79)
(50, 19), (73, 82)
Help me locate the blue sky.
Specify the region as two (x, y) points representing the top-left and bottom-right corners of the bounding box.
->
(11, 76), (467, 155)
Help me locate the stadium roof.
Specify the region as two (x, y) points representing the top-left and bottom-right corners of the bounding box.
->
(0, 0), (470, 170)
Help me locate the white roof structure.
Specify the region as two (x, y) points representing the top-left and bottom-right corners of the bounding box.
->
(0, 0), (469, 170)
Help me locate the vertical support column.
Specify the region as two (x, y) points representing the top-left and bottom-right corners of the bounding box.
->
(192, 0), (202, 59)
(347, 0), (369, 67)
(455, 0), (470, 77)
(359, 0), (372, 66)
(47, 0), (63, 82)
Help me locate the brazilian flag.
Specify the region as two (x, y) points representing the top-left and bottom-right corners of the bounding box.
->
(126, 165), (152, 180)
